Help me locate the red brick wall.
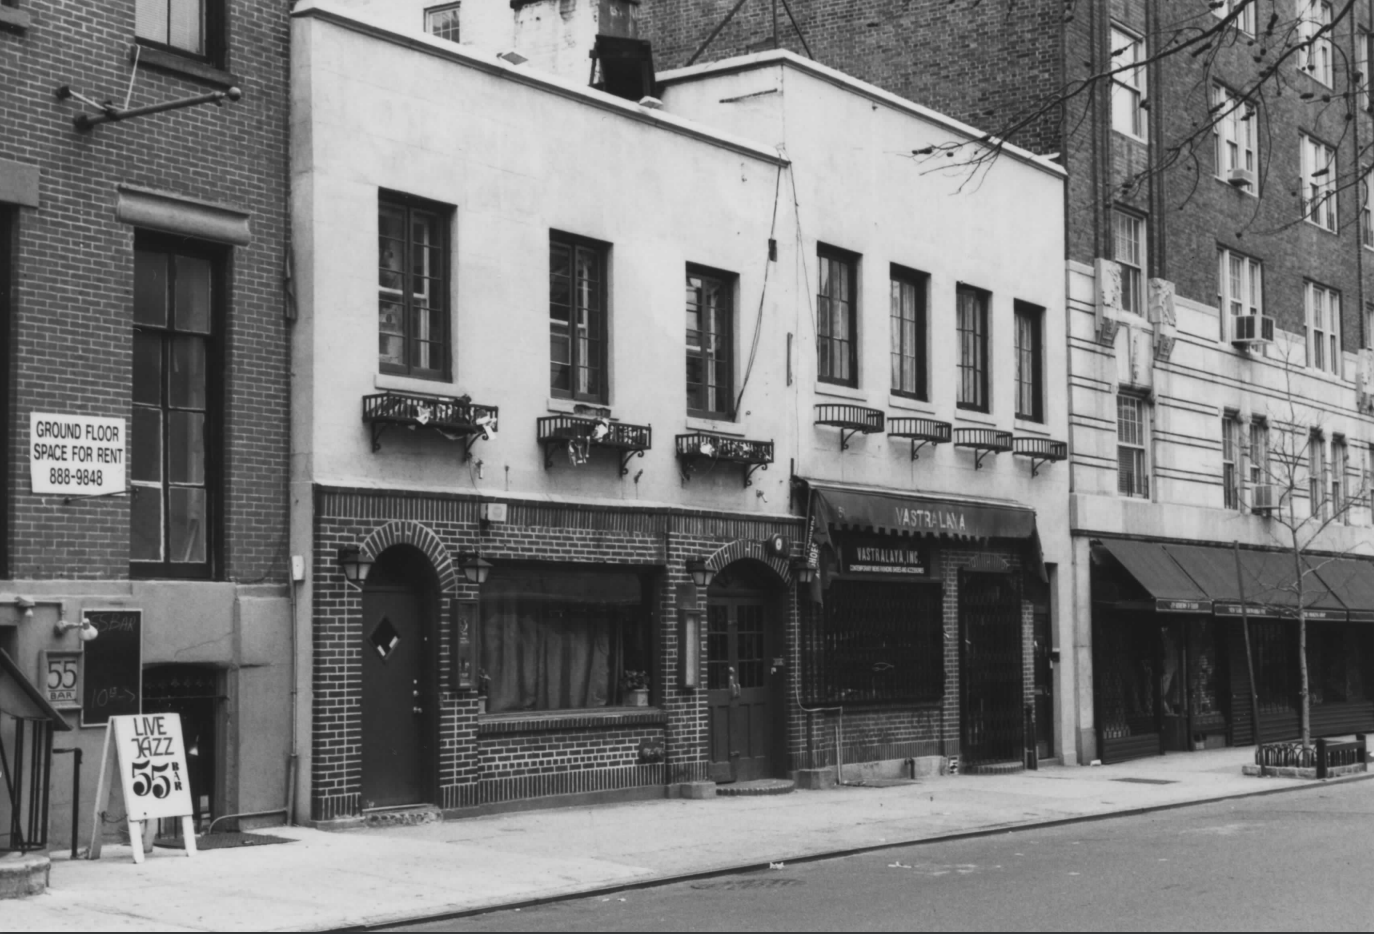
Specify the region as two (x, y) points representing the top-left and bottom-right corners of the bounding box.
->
(0, 1), (290, 580)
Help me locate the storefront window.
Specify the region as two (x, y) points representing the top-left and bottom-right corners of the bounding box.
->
(479, 568), (650, 713)
(1095, 616), (1157, 740)
(1253, 620), (1297, 714)
(1309, 623), (1371, 705)
(806, 580), (943, 704)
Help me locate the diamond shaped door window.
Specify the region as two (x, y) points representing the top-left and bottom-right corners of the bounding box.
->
(369, 617), (401, 661)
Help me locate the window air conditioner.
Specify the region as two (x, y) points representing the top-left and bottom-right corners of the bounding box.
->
(1231, 314), (1275, 347)
(1250, 483), (1278, 514)
(1227, 166), (1255, 189)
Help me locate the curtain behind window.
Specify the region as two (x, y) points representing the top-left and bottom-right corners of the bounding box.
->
(481, 570), (643, 713)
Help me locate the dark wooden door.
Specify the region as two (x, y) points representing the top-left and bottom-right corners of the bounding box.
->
(361, 585), (431, 809)
(707, 599), (772, 782)
(960, 571), (1024, 765)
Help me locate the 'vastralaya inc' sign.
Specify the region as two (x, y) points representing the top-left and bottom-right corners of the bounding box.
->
(842, 540), (928, 576)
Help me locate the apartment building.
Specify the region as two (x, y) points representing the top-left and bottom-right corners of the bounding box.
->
(0, 0), (292, 849)
(645, 0), (1374, 764)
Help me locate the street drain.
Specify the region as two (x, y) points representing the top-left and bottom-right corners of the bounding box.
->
(1110, 777), (1177, 785)
(690, 878), (804, 891)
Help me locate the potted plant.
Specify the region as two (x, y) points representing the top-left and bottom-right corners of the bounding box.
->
(621, 670), (650, 707)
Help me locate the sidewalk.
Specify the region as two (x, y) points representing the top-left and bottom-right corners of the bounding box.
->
(6, 748), (1366, 932)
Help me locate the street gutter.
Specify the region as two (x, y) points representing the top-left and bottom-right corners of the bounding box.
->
(333, 771), (1374, 932)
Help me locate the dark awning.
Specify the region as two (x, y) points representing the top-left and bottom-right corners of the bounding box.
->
(1313, 557), (1374, 623)
(807, 481), (1036, 541)
(1096, 539), (1210, 613)
(1163, 543), (1345, 620)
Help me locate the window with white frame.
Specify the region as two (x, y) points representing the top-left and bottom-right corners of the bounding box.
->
(1222, 413), (1241, 510)
(1299, 1), (1334, 86)
(1249, 418), (1269, 486)
(1305, 281), (1341, 375)
(1117, 394), (1149, 498)
(1217, 248), (1262, 340)
(1114, 210), (1146, 315)
(1210, 0), (1257, 35)
(1332, 435), (1348, 520)
(1213, 86), (1256, 182)
(1301, 134), (1338, 231)
(1309, 431), (1326, 518)
(425, 3), (460, 43)
(1360, 31), (1373, 111)
(1110, 27), (1147, 139)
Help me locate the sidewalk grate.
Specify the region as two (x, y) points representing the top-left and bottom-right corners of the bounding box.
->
(1111, 778), (1178, 785)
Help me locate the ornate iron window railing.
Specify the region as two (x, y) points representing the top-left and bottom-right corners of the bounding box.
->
(1011, 436), (1067, 477)
(361, 391), (498, 461)
(887, 416), (951, 461)
(953, 426), (1013, 469)
(675, 433), (773, 488)
(537, 414), (651, 476)
(814, 403), (884, 451)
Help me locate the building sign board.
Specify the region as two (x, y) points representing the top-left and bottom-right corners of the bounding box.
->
(842, 540), (929, 576)
(112, 713), (194, 822)
(29, 412), (126, 496)
(42, 650), (83, 709)
(1154, 599), (1209, 614)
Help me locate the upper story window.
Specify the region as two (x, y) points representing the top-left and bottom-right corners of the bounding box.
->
(817, 246), (857, 387)
(425, 3), (461, 42)
(1309, 430), (1326, 518)
(1222, 412), (1240, 510)
(1117, 394), (1149, 498)
(1332, 435), (1348, 521)
(1299, 1), (1334, 86)
(956, 285), (989, 412)
(1110, 27), (1147, 140)
(1305, 281), (1341, 375)
(1211, 0), (1257, 35)
(1249, 418), (1269, 486)
(1213, 86), (1256, 183)
(889, 265), (928, 400)
(550, 232), (608, 403)
(1362, 174), (1374, 249)
(136, 0), (224, 65)
(1301, 134), (1338, 231)
(1217, 248), (1262, 340)
(379, 193), (450, 380)
(1014, 301), (1044, 422)
(1113, 209), (1146, 315)
(1359, 30), (1373, 111)
(685, 266), (733, 419)
(132, 235), (222, 579)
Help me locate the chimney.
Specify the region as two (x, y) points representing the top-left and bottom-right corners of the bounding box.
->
(511, 0), (654, 100)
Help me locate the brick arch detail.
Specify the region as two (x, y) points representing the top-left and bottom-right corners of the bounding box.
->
(359, 520), (458, 593)
(704, 539), (792, 584)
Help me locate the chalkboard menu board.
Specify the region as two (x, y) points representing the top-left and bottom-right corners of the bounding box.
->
(81, 609), (141, 727)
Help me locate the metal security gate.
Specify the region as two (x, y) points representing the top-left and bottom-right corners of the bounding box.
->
(959, 571), (1024, 765)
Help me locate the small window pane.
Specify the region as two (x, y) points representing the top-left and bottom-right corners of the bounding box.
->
(131, 487), (164, 562)
(168, 487), (207, 564)
(135, 0), (169, 45)
(132, 331), (162, 406)
(168, 335), (207, 409)
(167, 0), (204, 55)
(134, 251), (168, 327)
(174, 256), (212, 333)
(131, 406), (163, 483)
(379, 300), (405, 368)
(167, 411), (205, 485)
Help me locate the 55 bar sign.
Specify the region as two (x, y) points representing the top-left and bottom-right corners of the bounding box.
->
(30, 412), (126, 496)
(89, 713), (197, 863)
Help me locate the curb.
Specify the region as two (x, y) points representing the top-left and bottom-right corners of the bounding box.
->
(331, 769), (1374, 931)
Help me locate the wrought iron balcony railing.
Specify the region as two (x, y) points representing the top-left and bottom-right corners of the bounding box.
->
(814, 404), (884, 451)
(953, 426), (1013, 470)
(537, 414), (652, 476)
(675, 433), (774, 488)
(887, 417), (951, 461)
(361, 391), (498, 461)
(1011, 436), (1067, 477)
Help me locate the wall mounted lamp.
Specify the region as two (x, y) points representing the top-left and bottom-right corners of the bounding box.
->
(685, 558), (715, 589)
(458, 553), (493, 585)
(791, 559), (818, 586)
(55, 616), (99, 642)
(337, 545), (374, 586)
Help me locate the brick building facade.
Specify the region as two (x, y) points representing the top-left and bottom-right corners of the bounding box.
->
(0, 0), (292, 849)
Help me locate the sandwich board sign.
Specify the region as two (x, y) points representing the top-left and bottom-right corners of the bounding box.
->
(88, 712), (197, 862)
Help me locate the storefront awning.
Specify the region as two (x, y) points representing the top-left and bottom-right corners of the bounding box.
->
(806, 481), (1036, 541)
(1095, 539), (1210, 613)
(1163, 543), (1346, 620)
(1312, 557), (1374, 623)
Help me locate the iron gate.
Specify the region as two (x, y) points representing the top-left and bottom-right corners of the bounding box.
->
(959, 571), (1024, 764)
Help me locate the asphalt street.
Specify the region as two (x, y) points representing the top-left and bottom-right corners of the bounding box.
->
(393, 779), (1374, 932)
